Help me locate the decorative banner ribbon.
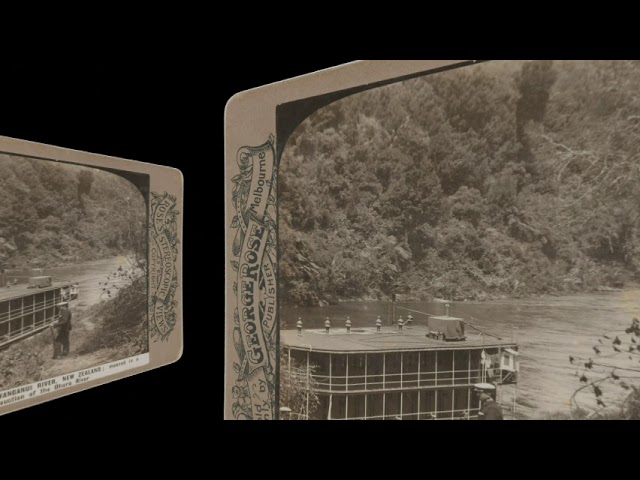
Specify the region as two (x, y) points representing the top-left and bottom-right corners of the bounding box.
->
(230, 136), (277, 420)
(238, 216), (270, 372)
(260, 253), (277, 336)
(149, 192), (180, 341)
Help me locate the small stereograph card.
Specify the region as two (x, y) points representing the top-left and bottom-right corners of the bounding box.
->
(0, 136), (183, 416)
(226, 60), (640, 421)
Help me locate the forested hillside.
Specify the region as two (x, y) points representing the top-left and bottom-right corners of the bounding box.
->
(279, 60), (640, 306)
(0, 154), (146, 268)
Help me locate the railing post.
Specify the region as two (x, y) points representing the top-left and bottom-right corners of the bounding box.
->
(306, 350), (310, 419)
(364, 391), (367, 420)
(453, 350), (456, 386)
(364, 353), (368, 391)
(329, 353), (332, 392)
(452, 388), (455, 419)
(383, 353), (386, 390)
(434, 382), (438, 418)
(346, 354), (349, 392)
(345, 354), (349, 418)
(435, 350), (438, 387)
(383, 392), (386, 420)
(400, 379), (403, 420)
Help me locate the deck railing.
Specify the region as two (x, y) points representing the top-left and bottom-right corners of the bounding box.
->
(330, 407), (480, 420)
(328, 405), (518, 420)
(289, 368), (507, 393)
(0, 288), (68, 347)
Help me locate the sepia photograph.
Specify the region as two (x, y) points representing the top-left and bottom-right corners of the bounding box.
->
(0, 153), (149, 399)
(277, 60), (640, 420)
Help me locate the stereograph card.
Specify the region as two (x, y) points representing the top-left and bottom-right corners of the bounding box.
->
(0, 135), (183, 416)
(225, 60), (640, 420)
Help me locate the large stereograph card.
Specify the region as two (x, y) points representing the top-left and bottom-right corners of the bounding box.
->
(225, 60), (640, 420)
(0, 136), (183, 416)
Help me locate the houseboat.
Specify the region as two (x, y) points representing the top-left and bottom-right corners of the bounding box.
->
(0, 279), (74, 348)
(281, 308), (519, 420)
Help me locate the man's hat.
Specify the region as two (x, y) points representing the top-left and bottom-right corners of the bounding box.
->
(479, 393), (491, 402)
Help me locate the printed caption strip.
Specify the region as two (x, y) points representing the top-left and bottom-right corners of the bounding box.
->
(0, 353), (150, 407)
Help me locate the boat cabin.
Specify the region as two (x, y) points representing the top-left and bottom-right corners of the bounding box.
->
(0, 282), (73, 348)
(281, 318), (519, 420)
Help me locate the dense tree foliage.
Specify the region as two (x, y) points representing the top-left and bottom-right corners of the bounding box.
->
(0, 155), (146, 268)
(279, 61), (640, 306)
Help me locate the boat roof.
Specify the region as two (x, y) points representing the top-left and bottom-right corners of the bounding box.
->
(0, 282), (72, 302)
(282, 324), (517, 353)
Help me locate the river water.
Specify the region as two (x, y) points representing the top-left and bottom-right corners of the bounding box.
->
(42, 256), (131, 307)
(282, 289), (640, 419)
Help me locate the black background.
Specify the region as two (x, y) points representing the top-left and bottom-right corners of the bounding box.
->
(2, 57), (631, 456)
(0, 59), (355, 436)
(0, 61), (202, 434)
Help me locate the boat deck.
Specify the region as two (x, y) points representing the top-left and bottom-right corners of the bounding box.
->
(0, 282), (72, 302)
(282, 324), (517, 353)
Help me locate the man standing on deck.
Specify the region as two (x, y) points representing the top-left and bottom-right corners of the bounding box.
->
(53, 302), (72, 359)
(477, 393), (503, 420)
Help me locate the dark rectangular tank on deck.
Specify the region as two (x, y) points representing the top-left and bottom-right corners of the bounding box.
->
(28, 276), (53, 288)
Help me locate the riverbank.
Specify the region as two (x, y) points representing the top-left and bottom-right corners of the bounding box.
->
(0, 257), (147, 391)
(0, 288), (145, 390)
(300, 283), (630, 308)
(3, 251), (131, 272)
